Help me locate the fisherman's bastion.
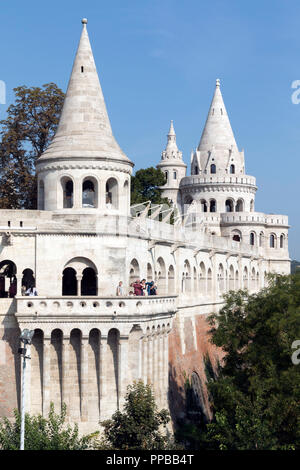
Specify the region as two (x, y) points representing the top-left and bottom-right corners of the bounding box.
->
(0, 19), (290, 433)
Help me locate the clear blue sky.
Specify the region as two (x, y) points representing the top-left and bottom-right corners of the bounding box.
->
(0, 0), (299, 259)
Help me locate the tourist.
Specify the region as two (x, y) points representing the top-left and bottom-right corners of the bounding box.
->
(150, 281), (157, 295)
(146, 280), (154, 296)
(116, 281), (124, 296)
(132, 279), (143, 296)
(129, 291), (134, 296)
(140, 279), (146, 296)
(8, 280), (17, 298)
(25, 285), (38, 296)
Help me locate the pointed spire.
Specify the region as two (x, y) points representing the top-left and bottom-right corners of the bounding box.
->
(197, 79), (238, 155)
(39, 19), (132, 165)
(166, 120), (178, 152)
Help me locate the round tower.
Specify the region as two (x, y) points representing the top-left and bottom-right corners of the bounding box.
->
(180, 79), (257, 215)
(157, 121), (187, 207)
(36, 19), (134, 216)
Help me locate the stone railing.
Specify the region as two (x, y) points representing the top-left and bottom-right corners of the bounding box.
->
(180, 174), (256, 187)
(220, 212), (289, 226)
(15, 295), (178, 318)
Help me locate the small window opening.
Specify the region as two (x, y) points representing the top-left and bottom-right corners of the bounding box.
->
(20, 221), (23, 227)
(8, 221), (10, 227)
(81, 66), (84, 73)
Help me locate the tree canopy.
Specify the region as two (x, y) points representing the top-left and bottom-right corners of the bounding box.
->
(184, 273), (300, 450)
(0, 83), (64, 209)
(0, 403), (96, 450)
(130, 167), (169, 206)
(100, 380), (176, 450)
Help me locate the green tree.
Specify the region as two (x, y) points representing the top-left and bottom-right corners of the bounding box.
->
(130, 167), (169, 206)
(100, 380), (177, 450)
(0, 403), (98, 450)
(198, 273), (300, 450)
(0, 83), (64, 209)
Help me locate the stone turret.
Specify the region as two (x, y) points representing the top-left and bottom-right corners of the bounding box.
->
(197, 79), (245, 175)
(157, 121), (187, 207)
(36, 19), (133, 215)
(180, 79), (257, 215)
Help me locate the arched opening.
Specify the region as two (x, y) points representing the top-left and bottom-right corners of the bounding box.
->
(207, 268), (212, 296)
(229, 265), (234, 291)
(107, 328), (120, 410)
(250, 232), (255, 246)
(168, 265), (175, 294)
(280, 234), (284, 248)
(22, 268), (35, 291)
(156, 257), (167, 295)
(194, 165), (199, 175)
(186, 371), (206, 421)
(0, 260), (17, 298)
(243, 267), (248, 289)
(225, 199), (234, 212)
(62, 178), (74, 209)
(250, 199), (254, 212)
(82, 179), (97, 208)
(200, 199), (207, 213)
(88, 329), (101, 420)
(210, 164), (216, 174)
(62, 267), (77, 296)
(218, 264), (224, 294)
(106, 178), (118, 209)
(270, 234), (276, 248)
(129, 259), (140, 286)
(164, 171), (168, 182)
(69, 329), (82, 419)
(182, 260), (191, 294)
(50, 329), (63, 412)
(235, 199), (244, 212)
(81, 267), (97, 296)
(251, 267), (256, 292)
(235, 270), (239, 289)
(173, 171), (177, 180)
(230, 164), (235, 174)
(38, 180), (45, 210)
(199, 262), (206, 295)
(209, 199), (217, 213)
(232, 230), (242, 242)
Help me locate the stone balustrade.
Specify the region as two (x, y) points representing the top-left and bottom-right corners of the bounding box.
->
(180, 174), (257, 187)
(15, 295), (178, 318)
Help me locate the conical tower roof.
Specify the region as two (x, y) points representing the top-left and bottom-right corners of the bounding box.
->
(198, 79), (238, 154)
(38, 19), (132, 166)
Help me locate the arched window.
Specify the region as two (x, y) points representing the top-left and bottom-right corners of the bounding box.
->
(225, 199), (234, 212)
(63, 179), (74, 208)
(173, 171), (177, 180)
(62, 267), (77, 296)
(250, 199), (254, 212)
(106, 178), (118, 209)
(0, 260), (17, 298)
(230, 164), (235, 174)
(22, 269), (35, 291)
(82, 179), (97, 208)
(250, 232), (255, 246)
(81, 267), (97, 295)
(232, 230), (242, 242)
(280, 234), (284, 248)
(236, 199), (244, 212)
(210, 164), (216, 174)
(194, 165), (199, 175)
(164, 171), (168, 181)
(270, 234), (275, 248)
(209, 199), (216, 212)
(200, 199), (207, 212)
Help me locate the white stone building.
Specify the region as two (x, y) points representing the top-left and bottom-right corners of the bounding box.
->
(0, 19), (290, 433)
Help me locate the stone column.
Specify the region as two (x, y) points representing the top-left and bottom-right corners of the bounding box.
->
(16, 274), (23, 296)
(142, 335), (148, 384)
(61, 336), (70, 414)
(153, 333), (158, 397)
(73, 178), (82, 209)
(163, 332), (169, 407)
(80, 335), (89, 421)
(76, 275), (82, 296)
(147, 334), (153, 385)
(118, 336), (129, 409)
(42, 336), (51, 416)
